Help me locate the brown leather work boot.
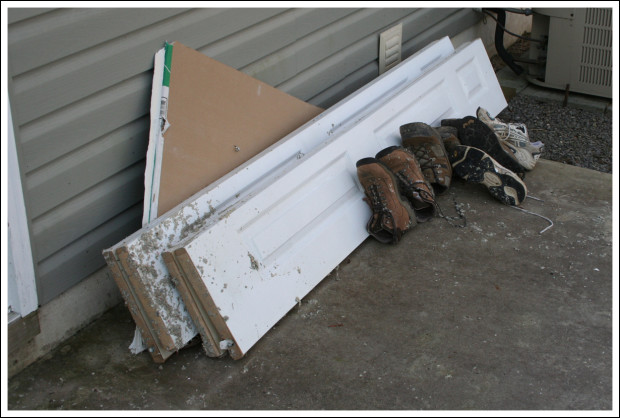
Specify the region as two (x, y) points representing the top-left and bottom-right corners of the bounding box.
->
(400, 122), (453, 195)
(375, 146), (436, 223)
(356, 157), (416, 244)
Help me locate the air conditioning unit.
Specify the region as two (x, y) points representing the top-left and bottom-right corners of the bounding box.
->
(527, 8), (612, 98)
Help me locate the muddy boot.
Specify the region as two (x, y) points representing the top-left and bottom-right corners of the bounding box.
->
(375, 146), (436, 223)
(356, 157), (416, 244)
(400, 122), (453, 196)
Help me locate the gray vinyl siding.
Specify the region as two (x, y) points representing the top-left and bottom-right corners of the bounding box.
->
(8, 7), (480, 305)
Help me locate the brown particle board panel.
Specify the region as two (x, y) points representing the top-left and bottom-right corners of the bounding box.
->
(157, 42), (323, 217)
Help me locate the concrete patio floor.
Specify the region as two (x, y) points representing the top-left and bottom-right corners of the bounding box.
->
(6, 156), (614, 411)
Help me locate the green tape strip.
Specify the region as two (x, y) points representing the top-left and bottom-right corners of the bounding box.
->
(163, 42), (173, 87)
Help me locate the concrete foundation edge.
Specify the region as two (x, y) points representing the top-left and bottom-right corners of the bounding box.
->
(8, 267), (122, 378)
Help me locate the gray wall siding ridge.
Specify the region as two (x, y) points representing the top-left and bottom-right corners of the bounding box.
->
(25, 118), (149, 219)
(31, 162), (145, 261)
(19, 71), (151, 173)
(303, 8), (476, 108)
(197, 8), (356, 71)
(274, 10), (417, 99)
(241, 8), (417, 85)
(8, 8), (192, 75)
(8, 8), (101, 42)
(10, 8), (296, 127)
(7, 8), (55, 24)
(282, 8), (476, 104)
(35, 204), (143, 305)
(402, 8), (480, 58)
(11, 8), (276, 126)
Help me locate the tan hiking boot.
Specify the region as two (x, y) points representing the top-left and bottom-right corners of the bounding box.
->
(375, 146), (436, 223)
(400, 122), (453, 195)
(356, 157), (416, 244)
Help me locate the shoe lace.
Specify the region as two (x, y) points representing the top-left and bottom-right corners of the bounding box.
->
(506, 124), (530, 144)
(493, 123), (530, 147)
(364, 183), (401, 242)
(395, 169), (435, 204)
(410, 144), (443, 180)
(435, 191), (467, 228)
(491, 112), (528, 134)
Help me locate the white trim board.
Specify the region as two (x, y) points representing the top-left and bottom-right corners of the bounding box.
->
(163, 38), (508, 359)
(129, 45), (167, 355)
(142, 46), (167, 227)
(7, 99), (39, 318)
(103, 36), (458, 362)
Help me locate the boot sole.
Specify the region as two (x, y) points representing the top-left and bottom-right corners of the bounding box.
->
(450, 146), (527, 206)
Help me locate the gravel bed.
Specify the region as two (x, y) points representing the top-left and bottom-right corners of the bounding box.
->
(496, 92), (613, 174)
(490, 36), (612, 175)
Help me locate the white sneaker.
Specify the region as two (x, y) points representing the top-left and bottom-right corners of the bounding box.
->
(477, 107), (544, 168)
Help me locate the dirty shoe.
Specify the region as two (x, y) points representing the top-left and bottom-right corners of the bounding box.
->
(356, 157), (416, 244)
(435, 126), (461, 153)
(375, 146), (436, 223)
(477, 106), (530, 137)
(449, 145), (527, 206)
(399, 122), (452, 196)
(441, 116), (528, 177)
(476, 107), (544, 169)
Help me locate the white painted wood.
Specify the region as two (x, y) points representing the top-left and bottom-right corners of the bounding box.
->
(7, 231), (21, 317)
(142, 47), (166, 226)
(7, 100), (39, 317)
(167, 38), (508, 357)
(105, 36), (458, 353)
(134, 47), (168, 354)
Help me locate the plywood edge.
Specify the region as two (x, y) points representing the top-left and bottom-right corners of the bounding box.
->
(103, 248), (175, 363)
(164, 249), (243, 360)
